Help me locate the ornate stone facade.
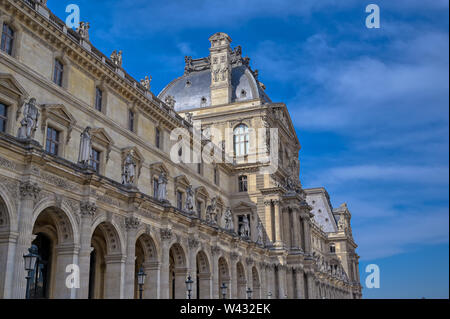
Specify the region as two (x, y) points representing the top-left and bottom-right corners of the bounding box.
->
(0, 0), (362, 299)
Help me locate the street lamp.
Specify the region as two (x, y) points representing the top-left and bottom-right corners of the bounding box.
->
(185, 275), (194, 299)
(23, 244), (39, 299)
(267, 291), (272, 299)
(137, 267), (147, 299)
(246, 287), (253, 300)
(221, 282), (228, 299)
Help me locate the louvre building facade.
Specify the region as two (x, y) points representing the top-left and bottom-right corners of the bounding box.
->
(0, 0), (362, 299)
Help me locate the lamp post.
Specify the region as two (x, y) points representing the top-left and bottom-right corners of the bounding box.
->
(221, 282), (228, 299)
(137, 267), (147, 300)
(185, 275), (193, 299)
(246, 287), (253, 300)
(23, 244), (39, 299)
(267, 291), (272, 299)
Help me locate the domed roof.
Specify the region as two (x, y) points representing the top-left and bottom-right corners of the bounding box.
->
(158, 54), (271, 111)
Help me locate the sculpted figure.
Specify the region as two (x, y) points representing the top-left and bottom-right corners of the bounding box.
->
(224, 207), (233, 231)
(140, 76), (152, 91)
(122, 151), (136, 185)
(18, 98), (39, 140)
(78, 127), (92, 166)
(240, 215), (250, 238)
(206, 197), (217, 224)
(77, 22), (90, 41)
(185, 185), (194, 214)
(157, 171), (168, 201)
(256, 221), (264, 244)
(111, 50), (123, 67)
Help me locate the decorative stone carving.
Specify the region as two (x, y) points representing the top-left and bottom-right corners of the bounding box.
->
(76, 22), (90, 41)
(239, 214), (250, 239)
(157, 172), (168, 202)
(184, 185), (195, 215)
(245, 257), (254, 266)
(110, 50), (122, 67)
(164, 95), (176, 108)
(125, 216), (140, 230)
(223, 207), (233, 231)
(188, 238), (199, 249)
(80, 201), (97, 217)
(160, 228), (172, 241)
(122, 150), (136, 186)
(206, 197), (217, 225)
(140, 76), (152, 91)
(256, 221), (264, 245)
(19, 181), (41, 200)
(230, 252), (239, 261)
(211, 245), (221, 256)
(17, 98), (39, 140)
(78, 126), (92, 167)
(185, 112), (193, 124)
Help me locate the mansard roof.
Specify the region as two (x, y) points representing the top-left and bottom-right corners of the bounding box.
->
(158, 49), (271, 111)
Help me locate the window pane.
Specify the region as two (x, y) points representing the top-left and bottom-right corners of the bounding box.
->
(0, 119), (5, 132)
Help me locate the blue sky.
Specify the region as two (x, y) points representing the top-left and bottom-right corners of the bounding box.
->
(47, 0), (449, 298)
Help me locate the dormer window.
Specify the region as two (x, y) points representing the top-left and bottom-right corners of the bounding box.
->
(201, 96), (207, 107)
(240, 89), (247, 98)
(185, 80), (192, 88)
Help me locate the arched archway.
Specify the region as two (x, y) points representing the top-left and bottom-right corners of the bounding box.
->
(30, 206), (77, 299)
(218, 257), (231, 299)
(0, 194), (13, 298)
(135, 233), (159, 299)
(169, 243), (187, 299)
(89, 221), (124, 299)
(236, 262), (246, 299)
(252, 267), (261, 299)
(196, 250), (211, 299)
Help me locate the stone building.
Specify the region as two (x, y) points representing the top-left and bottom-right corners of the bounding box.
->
(0, 0), (362, 299)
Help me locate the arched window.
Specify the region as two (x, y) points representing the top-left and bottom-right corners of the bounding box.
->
(1, 23), (14, 56)
(233, 124), (249, 157)
(53, 59), (64, 87)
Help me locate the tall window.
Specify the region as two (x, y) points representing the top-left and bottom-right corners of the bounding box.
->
(177, 191), (183, 210)
(197, 162), (202, 175)
(153, 178), (159, 198)
(95, 88), (103, 112)
(91, 148), (101, 173)
(233, 124), (249, 157)
(330, 243), (336, 253)
(128, 109), (135, 132)
(238, 175), (248, 192)
(45, 127), (60, 155)
(53, 59), (64, 87)
(0, 103), (7, 133)
(1, 23), (14, 56)
(155, 127), (161, 149)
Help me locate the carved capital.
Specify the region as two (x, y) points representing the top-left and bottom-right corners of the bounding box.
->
(245, 257), (254, 266)
(188, 238), (200, 250)
(125, 216), (140, 230)
(19, 181), (41, 200)
(160, 228), (172, 241)
(211, 245), (221, 256)
(80, 201), (97, 217)
(230, 252), (239, 261)
(263, 200), (272, 206)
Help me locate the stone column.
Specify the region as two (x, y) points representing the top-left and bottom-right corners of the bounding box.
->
(143, 261), (160, 299)
(295, 267), (304, 299)
(291, 208), (301, 250)
(124, 217), (140, 299)
(259, 263), (267, 299)
(211, 246), (221, 299)
(306, 272), (315, 299)
(246, 258), (254, 298)
(104, 254), (125, 299)
(0, 230), (18, 299)
(53, 244), (79, 299)
(230, 253), (238, 299)
(273, 200), (283, 248)
(77, 201), (96, 299)
(277, 265), (287, 298)
(12, 181), (40, 299)
(159, 228), (172, 299)
(301, 213), (312, 254)
(174, 268), (188, 299)
(188, 238), (199, 299)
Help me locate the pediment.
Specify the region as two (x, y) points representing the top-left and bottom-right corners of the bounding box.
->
(41, 104), (76, 126)
(174, 175), (191, 187)
(91, 127), (114, 147)
(232, 201), (257, 212)
(149, 162), (169, 177)
(195, 186), (210, 199)
(0, 73), (28, 100)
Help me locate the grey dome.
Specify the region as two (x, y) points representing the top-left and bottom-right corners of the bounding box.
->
(158, 65), (270, 111)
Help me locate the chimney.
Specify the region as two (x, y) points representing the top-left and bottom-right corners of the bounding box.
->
(209, 32), (232, 106)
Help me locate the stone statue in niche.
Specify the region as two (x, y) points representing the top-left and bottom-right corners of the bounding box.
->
(224, 207), (233, 231)
(18, 98), (39, 140)
(78, 127), (92, 166)
(256, 221), (264, 245)
(184, 185), (195, 214)
(157, 171), (168, 201)
(240, 215), (250, 238)
(122, 151), (136, 185)
(213, 67), (220, 82)
(164, 95), (176, 108)
(220, 66), (228, 81)
(206, 197), (217, 224)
